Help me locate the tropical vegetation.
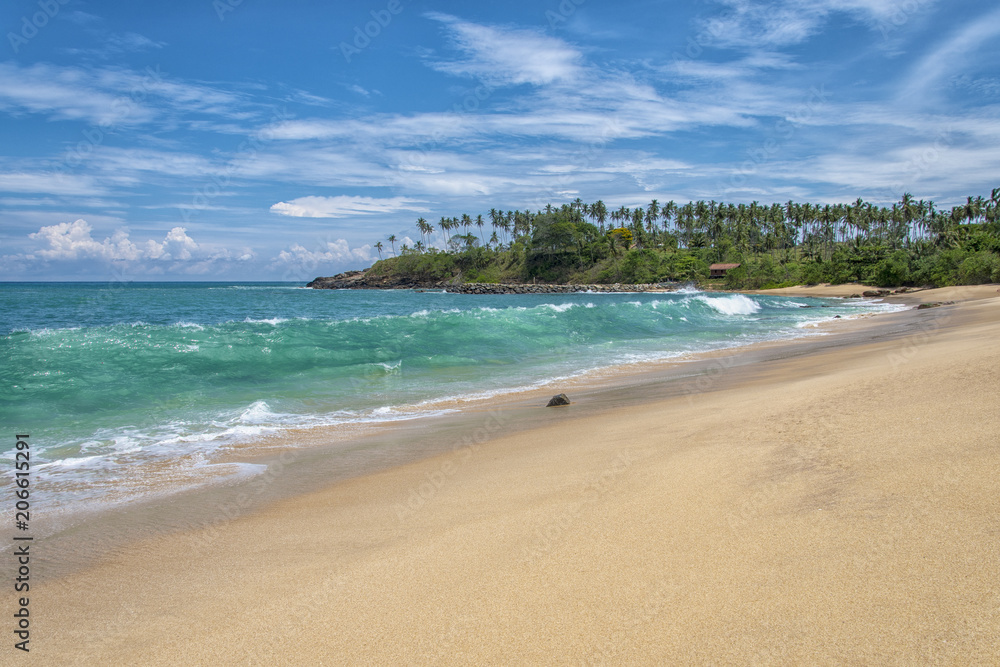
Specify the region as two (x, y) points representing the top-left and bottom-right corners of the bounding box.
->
(366, 190), (1000, 289)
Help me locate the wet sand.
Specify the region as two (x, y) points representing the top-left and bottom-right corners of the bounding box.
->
(32, 286), (1000, 664)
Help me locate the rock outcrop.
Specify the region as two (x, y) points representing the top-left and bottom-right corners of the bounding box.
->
(307, 271), (667, 294)
(546, 393), (571, 407)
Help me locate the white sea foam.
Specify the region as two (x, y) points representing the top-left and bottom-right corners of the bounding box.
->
(696, 294), (762, 315)
(243, 317), (288, 325)
(239, 400), (275, 424)
(795, 317), (840, 329)
(542, 303), (576, 313)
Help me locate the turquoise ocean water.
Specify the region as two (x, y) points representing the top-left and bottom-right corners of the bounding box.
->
(1, 282), (904, 515)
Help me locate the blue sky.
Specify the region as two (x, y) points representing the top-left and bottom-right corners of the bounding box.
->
(1, 0), (998, 280)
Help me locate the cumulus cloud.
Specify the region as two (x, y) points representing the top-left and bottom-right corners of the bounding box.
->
(14, 218), (255, 273)
(274, 239), (374, 265)
(27, 219), (203, 262)
(426, 13), (583, 86)
(270, 239), (376, 279)
(269, 195), (429, 218)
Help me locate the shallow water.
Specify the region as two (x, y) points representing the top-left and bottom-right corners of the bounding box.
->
(1, 281), (905, 518)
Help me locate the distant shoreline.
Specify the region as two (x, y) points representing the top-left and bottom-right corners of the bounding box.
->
(306, 269), (922, 297)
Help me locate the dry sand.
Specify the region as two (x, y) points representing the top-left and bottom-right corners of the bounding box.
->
(749, 282), (1000, 302)
(32, 287), (1000, 665)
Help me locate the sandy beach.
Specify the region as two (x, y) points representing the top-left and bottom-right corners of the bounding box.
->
(32, 286), (1000, 664)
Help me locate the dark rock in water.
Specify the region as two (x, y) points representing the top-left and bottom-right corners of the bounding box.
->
(849, 294), (861, 298)
(306, 272), (663, 293)
(917, 302), (941, 309)
(546, 393), (571, 407)
(834, 315), (841, 318)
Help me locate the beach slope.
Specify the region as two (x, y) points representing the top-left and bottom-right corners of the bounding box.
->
(36, 289), (1000, 664)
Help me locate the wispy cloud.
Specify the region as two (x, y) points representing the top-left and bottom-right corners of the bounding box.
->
(270, 196), (429, 218)
(62, 31), (166, 59)
(702, 0), (938, 49)
(0, 62), (156, 126)
(0, 172), (107, 196)
(426, 13), (583, 86)
(0, 62), (248, 127)
(897, 5), (1000, 103)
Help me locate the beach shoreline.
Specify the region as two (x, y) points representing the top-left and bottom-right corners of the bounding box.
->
(31, 285), (1000, 663)
(26, 286), (915, 579)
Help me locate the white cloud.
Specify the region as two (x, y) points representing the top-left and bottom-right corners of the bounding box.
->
(272, 240), (375, 270)
(897, 5), (1000, 102)
(26, 219), (207, 262)
(270, 196), (429, 218)
(28, 220), (137, 261)
(702, 0), (938, 48)
(0, 62), (246, 128)
(0, 62), (156, 126)
(16, 219), (261, 271)
(0, 172), (107, 196)
(427, 13), (583, 86)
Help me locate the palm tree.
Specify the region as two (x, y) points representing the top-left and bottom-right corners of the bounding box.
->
(425, 219), (436, 249)
(660, 200), (676, 237)
(387, 234), (397, 256)
(415, 217), (434, 248)
(374, 241), (383, 259)
(475, 214), (486, 246)
(439, 216), (451, 246)
(646, 199), (660, 234)
(592, 200), (608, 233)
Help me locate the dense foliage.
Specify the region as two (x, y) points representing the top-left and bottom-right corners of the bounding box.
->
(367, 190), (1000, 289)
